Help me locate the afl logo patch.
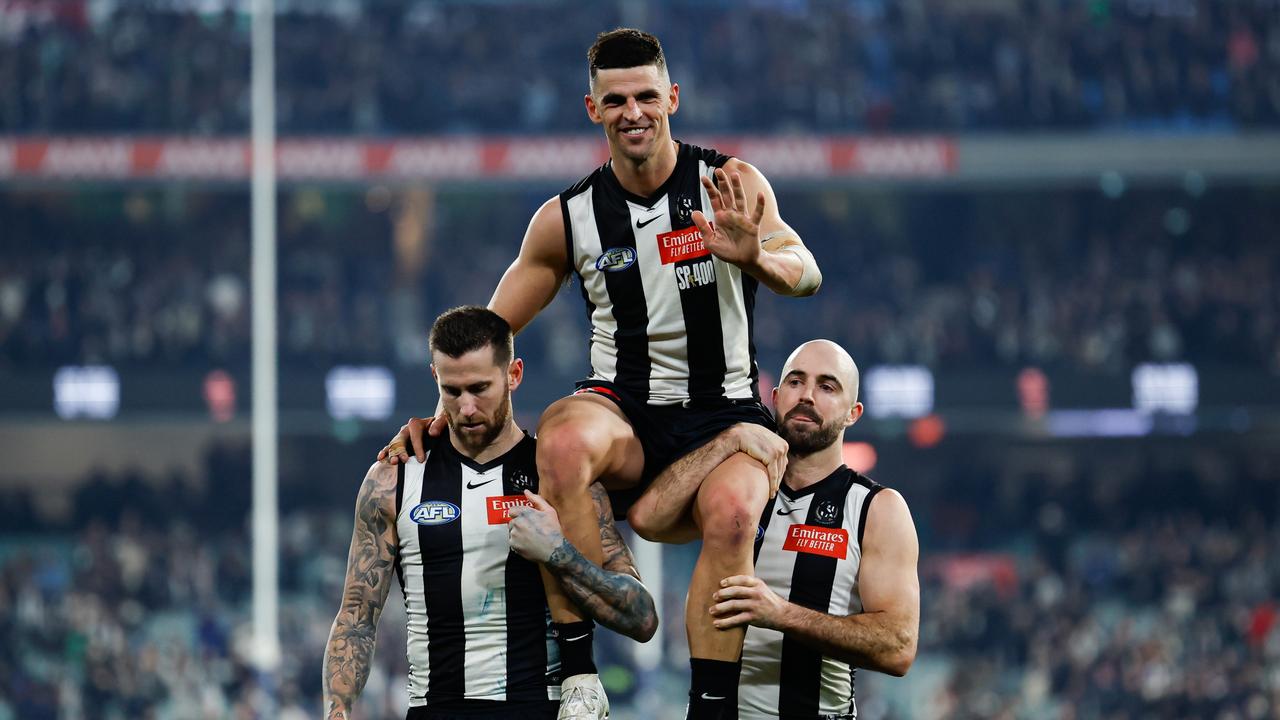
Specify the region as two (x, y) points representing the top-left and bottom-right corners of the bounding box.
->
(410, 500), (460, 526)
(595, 247), (636, 272)
(815, 500), (839, 525)
(755, 525), (765, 542)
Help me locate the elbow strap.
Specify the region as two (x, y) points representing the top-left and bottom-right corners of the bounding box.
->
(787, 246), (821, 295)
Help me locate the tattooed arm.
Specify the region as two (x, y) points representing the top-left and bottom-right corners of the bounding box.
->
(323, 462), (399, 720)
(508, 486), (658, 642)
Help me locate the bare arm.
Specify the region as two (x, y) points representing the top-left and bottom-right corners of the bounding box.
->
(626, 423), (788, 543)
(323, 463), (400, 719)
(711, 488), (919, 677)
(695, 159), (822, 297)
(489, 196), (570, 335)
(547, 485), (659, 641)
(508, 487), (658, 642)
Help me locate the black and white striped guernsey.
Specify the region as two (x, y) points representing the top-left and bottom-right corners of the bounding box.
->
(740, 466), (884, 719)
(560, 142), (761, 405)
(394, 432), (560, 710)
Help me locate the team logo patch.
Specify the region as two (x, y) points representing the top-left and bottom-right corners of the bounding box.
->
(595, 247), (636, 272)
(755, 525), (765, 542)
(410, 500), (460, 526)
(815, 500), (839, 525)
(510, 469), (534, 491)
(487, 495), (534, 524)
(782, 524), (849, 560)
(657, 226), (711, 265)
(675, 195), (696, 226)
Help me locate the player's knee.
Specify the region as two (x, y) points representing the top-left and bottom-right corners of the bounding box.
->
(698, 482), (765, 549)
(535, 419), (607, 494)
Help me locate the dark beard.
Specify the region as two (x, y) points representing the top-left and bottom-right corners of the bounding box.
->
(778, 410), (844, 457)
(448, 390), (511, 455)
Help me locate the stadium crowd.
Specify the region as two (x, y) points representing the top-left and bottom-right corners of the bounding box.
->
(1, 0), (1278, 134)
(0, 440), (1275, 719)
(3, 184), (1277, 375)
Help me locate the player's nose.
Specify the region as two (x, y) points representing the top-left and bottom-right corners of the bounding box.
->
(623, 98), (643, 120)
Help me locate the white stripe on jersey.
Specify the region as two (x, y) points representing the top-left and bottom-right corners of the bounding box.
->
(626, 192), (688, 400)
(696, 160), (754, 400)
(739, 483), (875, 719)
(397, 457), (432, 704)
(459, 464), (513, 700)
(565, 186), (620, 383)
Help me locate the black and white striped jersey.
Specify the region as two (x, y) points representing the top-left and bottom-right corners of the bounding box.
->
(740, 466), (884, 720)
(560, 142), (761, 406)
(394, 432), (560, 709)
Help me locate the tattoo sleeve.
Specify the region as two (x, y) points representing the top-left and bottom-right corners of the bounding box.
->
(323, 464), (399, 719)
(544, 484), (659, 642)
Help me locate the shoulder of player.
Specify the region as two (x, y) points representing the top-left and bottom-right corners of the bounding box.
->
(523, 196), (568, 253)
(357, 462), (399, 516)
(721, 157), (770, 186)
(861, 487), (917, 550)
(531, 195), (565, 232)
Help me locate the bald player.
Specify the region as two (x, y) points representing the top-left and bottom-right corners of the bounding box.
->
(633, 340), (920, 718)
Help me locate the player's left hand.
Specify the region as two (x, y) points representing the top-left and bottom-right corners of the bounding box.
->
(709, 575), (790, 631)
(693, 168), (765, 270)
(507, 490), (566, 564)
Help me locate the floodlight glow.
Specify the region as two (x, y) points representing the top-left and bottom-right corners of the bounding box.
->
(325, 366), (396, 421)
(1132, 362), (1198, 414)
(53, 365), (120, 420)
(864, 365), (934, 419)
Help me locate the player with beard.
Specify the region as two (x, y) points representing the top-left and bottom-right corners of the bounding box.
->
(631, 340), (920, 718)
(326, 307), (657, 720)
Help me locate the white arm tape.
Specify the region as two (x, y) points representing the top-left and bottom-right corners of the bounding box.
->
(787, 246), (821, 295)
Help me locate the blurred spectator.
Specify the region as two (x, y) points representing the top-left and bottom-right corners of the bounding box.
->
(0, 438), (1275, 718)
(2, 184), (1277, 375)
(1, 0), (1277, 135)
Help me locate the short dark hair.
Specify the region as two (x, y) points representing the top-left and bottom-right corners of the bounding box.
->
(588, 28), (666, 83)
(429, 306), (513, 366)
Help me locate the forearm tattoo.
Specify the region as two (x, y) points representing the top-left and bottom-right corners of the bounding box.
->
(545, 484), (657, 640)
(324, 467), (398, 718)
(547, 538), (657, 640)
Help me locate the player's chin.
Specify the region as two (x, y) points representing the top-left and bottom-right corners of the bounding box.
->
(617, 142), (653, 162)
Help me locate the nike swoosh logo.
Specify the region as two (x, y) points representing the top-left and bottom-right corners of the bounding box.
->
(700, 693), (726, 701)
(776, 507), (801, 515)
(563, 633), (590, 642)
(466, 477), (497, 489)
(636, 215), (661, 229)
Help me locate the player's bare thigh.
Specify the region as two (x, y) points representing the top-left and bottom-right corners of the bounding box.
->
(536, 392), (646, 491)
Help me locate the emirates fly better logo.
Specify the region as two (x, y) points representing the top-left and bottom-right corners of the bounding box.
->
(781, 524), (849, 560)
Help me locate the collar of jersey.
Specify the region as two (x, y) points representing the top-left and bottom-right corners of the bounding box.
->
(441, 430), (533, 473)
(604, 140), (689, 208)
(779, 464), (850, 502)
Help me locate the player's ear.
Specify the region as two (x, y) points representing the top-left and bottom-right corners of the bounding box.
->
(846, 402), (863, 428)
(584, 93), (603, 124)
(507, 358), (524, 391)
(667, 82), (679, 115)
